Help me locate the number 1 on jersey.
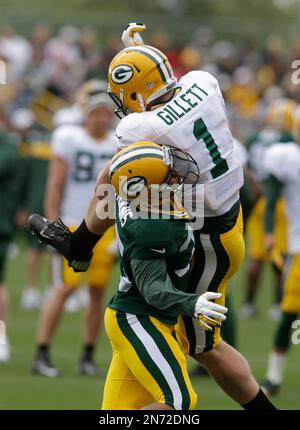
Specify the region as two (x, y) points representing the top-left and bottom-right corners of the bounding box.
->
(193, 118), (229, 178)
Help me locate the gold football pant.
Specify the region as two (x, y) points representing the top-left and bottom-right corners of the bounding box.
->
(281, 254), (300, 314)
(177, 206), (245, 355)
(52, 226), (116, 288)
(102, 308), (197, 410)
(246, 197), (287, 260)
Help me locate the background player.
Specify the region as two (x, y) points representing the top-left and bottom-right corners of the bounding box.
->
(261, 106), (300, 396)
(32, 80), (117, 377)
(10, 108), (52, 310)
(0, 129), (22, 362)
(241, 98), (296, 319)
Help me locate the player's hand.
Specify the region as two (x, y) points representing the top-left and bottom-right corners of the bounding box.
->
(121, 22), (146, 47)
(15, 209), (29, 227)
(268, 247), (285, 274)
(194, 292), (227, 331)
(28, 214), (92, 273)
(265, 233), (275, 253)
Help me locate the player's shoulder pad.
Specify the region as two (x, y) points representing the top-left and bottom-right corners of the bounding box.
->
(180, 70), (219, 87)
(52, 123), (83, 141)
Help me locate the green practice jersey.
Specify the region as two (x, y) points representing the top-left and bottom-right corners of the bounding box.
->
(0, 131), (22, 238)
(108, 197), (198, 325)
(21, 131), (51, 214)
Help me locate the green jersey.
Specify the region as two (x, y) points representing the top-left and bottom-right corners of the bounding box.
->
(0, 132), (22, 238)
(21, 131), (51, 214)
(108, 197), (198, 325)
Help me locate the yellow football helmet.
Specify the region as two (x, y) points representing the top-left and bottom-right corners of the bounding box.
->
(292, 105), (300, 142)
(266, 98), (297, 131)
(109, 141), (199, 200)
(76, 79), (113, 116)
(108, 45), (177, 117)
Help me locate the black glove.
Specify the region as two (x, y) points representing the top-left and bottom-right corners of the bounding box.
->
(28, 214), (93, 272)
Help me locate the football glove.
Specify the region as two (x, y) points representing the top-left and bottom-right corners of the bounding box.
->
(194, 292), (228, 331)
(28, 214), (92, 273)
(121, 22), (146, 47)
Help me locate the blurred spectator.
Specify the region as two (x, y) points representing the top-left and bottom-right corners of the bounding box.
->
(0, 23), (297, 142)
(0, 128), (22, 362)
(0, 26), (32, 82)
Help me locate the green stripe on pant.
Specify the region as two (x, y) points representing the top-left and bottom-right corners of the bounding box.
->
(116, 311), (174, 407)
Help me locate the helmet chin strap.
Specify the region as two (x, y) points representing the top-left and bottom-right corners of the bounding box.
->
(137, 93), (146, 112)
(119, 88), (124, 106)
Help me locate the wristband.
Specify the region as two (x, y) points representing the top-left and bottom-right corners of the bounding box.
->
(70, 219), (102, 259)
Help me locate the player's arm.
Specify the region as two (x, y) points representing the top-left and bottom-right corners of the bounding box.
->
(131, 258), (227, 330)
(29, 159), (115, 272)
(264, 174), (282, 251)
(44, 154), (68, 221)
(85, 160), (115, 235)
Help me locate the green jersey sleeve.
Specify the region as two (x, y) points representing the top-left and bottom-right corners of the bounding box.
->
(130, 258), (198, 317)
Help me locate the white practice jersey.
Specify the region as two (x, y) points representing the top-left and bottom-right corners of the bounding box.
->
(52, 124), (117, 225)
(263, 142), (300, 254)
(116, 71), (243, 217)
(247, 128), (288, 182)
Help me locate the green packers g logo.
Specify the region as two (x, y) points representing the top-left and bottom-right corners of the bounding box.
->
(122, 176), (146, 198)
(111, 65), (134, 84)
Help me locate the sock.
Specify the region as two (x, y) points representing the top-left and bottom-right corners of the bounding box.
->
(81, 344), (95, 362)
(37, 344), (49, 360)
(266, 351), (286, 385)
(245, 289), (255, 304)
(242, 388), (277, 410)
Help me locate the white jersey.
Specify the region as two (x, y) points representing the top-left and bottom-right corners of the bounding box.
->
(247, 128), (290, 182)
(52, 124), (117, 225)
(116, 71), (243, 217)
(263, 143), (300, 254)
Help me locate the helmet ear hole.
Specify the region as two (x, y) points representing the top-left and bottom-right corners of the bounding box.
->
(130, 92), (137, 101)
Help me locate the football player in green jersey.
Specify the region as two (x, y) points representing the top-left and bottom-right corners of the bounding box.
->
(10, 108), (52, 310)
(0, 130), (22, 362)
(31, 141), (228, 409)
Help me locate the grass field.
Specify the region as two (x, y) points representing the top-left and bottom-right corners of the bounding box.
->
(0, 236), (299, 410)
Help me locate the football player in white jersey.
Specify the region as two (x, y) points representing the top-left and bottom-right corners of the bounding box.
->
(242, 99), (295, 320)
(29, 24), (276, 410)
(32, 80), (117, 377)
(262, 106), (300, 396)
